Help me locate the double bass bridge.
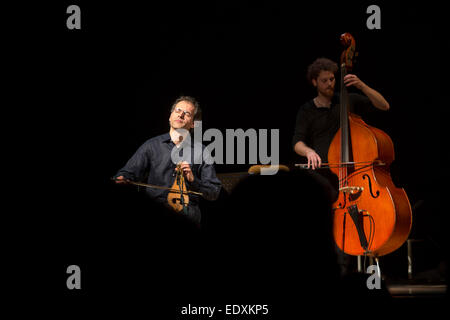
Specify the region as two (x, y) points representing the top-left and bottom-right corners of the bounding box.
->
(339, 186), (364, 201)
(339, 186), (364, 194)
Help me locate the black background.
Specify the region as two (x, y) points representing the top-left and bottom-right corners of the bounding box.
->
(6, 0), (448, 316)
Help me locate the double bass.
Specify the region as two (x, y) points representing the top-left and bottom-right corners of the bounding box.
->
(327, 33), (412, 257)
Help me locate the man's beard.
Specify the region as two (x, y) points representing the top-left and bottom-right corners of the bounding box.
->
(321, 87), (334, 98)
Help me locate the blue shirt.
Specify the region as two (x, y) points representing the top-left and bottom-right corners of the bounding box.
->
(115, 133), (222, 224)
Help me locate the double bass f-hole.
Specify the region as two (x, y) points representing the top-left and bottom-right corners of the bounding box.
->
(362, 174), (380, 198)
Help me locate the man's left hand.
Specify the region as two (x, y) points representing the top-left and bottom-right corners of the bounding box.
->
(178, 161), (194, 182)
(343, 74), (366, 90)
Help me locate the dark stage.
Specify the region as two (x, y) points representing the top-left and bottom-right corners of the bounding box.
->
(6, 0), (447, 317)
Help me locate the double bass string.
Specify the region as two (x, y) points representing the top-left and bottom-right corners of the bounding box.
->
(337, 162), (376, 185)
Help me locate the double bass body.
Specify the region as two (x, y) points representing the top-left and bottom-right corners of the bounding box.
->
(328, 113), (412, 256)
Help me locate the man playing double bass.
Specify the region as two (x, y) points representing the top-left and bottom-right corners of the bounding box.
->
(114, 96), (222, 226)
(293, 57), (390, 170)
(292, 57), (390, 273)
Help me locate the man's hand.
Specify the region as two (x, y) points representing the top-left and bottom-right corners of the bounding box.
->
(343, 74), (366, 90)
(343, 74), (390, 110)
(305, 149), (322, 170)
(114, 176), (129, 184)
(177, 162), (194, 182)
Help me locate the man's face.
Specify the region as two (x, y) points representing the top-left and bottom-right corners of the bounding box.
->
(169, 100), (195, 131)
(312, 70), (335, 98)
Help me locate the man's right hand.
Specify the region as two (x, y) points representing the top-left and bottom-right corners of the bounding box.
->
(305, 149), (322, 170)
(114, 176), (129, 184)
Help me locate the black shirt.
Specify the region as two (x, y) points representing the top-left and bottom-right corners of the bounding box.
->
(292, 93), (373, 163)
(115, 133), (222, 224)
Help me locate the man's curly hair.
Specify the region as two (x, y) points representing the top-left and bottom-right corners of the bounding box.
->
(306, 58), (338, 84)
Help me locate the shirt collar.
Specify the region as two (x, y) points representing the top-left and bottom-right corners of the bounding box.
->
(162, 132), (193, 148)
(162, 132), (172, 143)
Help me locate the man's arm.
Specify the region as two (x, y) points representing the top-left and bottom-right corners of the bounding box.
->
(294, 141), (321, 170)
(344, 74), (390, 111)
(114, 142), (151, 183)
(185, 163), (222, 201)
(292, 106), (322, 170)
(179, 146), (222, 201)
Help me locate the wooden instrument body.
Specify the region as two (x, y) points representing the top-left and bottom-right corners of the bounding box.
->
(167, 164), (189, 212)
(328, 114), (412, 256)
